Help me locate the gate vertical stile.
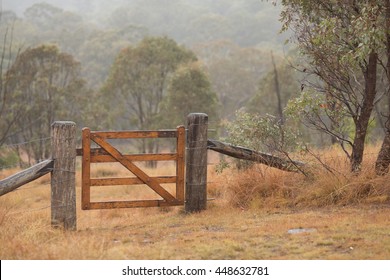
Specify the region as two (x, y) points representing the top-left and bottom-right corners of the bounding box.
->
(81, 127), (91, 210)
(176, 125), (185, 203)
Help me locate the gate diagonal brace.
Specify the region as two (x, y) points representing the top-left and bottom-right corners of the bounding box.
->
(90, 134), (177, 203)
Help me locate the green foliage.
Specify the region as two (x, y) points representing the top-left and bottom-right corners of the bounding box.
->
(5, 44), (88, 161)
(218, 110), (301, 171)
(224, 110), (299, 153)
(285, 89), (352, 144)
(280, 0), (389, 74)
(0, 148), (19, 169)
(285, 88), (377, 146)
(280, 0), (390, 171)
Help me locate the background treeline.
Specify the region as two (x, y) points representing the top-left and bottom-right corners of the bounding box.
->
(2, 0), (387, 173)
(1, 0), (297, 166)
(2, 0), (288, 89)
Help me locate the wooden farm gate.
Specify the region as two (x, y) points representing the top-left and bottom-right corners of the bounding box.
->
(80, 126), (185, 210)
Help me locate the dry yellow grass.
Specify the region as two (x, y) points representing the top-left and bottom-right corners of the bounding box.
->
(222, 145), (390, 209)
(1, 146), (390, 259)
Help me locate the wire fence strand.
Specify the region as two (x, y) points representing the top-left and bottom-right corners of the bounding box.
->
(1, 136), (52, 149)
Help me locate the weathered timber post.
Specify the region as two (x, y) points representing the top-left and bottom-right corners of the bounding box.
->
(51, 121), (77, 231)
(185, 113), (208, 213)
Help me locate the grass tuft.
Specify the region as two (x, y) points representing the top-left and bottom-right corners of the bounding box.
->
(216, 145), (390, 209)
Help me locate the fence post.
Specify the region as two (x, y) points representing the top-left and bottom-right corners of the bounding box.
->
(51, 121), (77, 231)
(185, 113), (208, 213)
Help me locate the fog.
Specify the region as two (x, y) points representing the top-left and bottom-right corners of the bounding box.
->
(2, 0), (286, 48)
(0, 0), (297, 150)
(3, 0), (118, 19)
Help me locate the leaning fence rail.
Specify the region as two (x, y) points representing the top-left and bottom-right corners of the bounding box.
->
(0, 159), (53, 196)
(207, 139), (306, 173)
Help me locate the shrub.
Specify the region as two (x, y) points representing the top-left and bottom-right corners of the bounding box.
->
(0, 148), (19, 169)
(217, 110), (302, 171)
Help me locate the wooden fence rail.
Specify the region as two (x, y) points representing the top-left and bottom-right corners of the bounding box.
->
(0, 159), (54, 196)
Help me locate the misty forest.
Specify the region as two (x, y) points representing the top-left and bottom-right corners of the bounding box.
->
(2, 0), (390, 261)
(0, 0), (386, 172)
(1, 0), (390, 177)
(0, 0), (291, 165)
(1, 0), (390, 174)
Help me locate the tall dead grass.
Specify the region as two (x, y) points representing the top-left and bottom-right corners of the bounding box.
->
(216, 145), (390, 209)
(1, 147), (390, 259)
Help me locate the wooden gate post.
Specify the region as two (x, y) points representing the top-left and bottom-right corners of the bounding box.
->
(51, 121), (77, 231)
(185, 113), (208, 213)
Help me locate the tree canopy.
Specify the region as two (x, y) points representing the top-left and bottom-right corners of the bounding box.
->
(2, 44), (87, 162)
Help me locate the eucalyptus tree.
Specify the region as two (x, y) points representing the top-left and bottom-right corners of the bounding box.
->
(0, 11), (23, 148)
(281, 0), (390, 172)
(6, 44), (86, 161)
(373, 1), (390, 174)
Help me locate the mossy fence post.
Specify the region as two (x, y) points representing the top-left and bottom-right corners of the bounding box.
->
(185, 113), (208, 213)
(51, 121), (77, 231)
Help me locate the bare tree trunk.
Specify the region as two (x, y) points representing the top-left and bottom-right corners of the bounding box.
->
(146, 139), (157, 168)
(376, 127), (390, 175)
(326, 85), (339, 145)
(351, 51), (377, 172)
(375, 0), (390, 175)
(271, 51), (284, 124)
